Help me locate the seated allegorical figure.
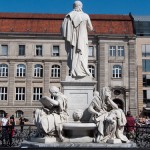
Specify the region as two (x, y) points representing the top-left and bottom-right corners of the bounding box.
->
(88, 90), (108, 142)
(104, 107), (129, 143)
(104, 87), (129, 143)
(88, 87), (129, 143)
(34, 86), (68, 141)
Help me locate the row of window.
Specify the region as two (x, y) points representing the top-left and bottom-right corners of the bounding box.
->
(109, 46), (125, 57)
(0, 63), (123, 79)
(0, 110), (27, 118)
(0, 63), (123, 78)
(0, 45), (60, 56)
(0, 87), (42, 101)
(0, 64), (95, 78)
(0, 63), (122, 100)
(142, 45), (150, 100)
(142, 46), (150, 102)
(0, 44), (127, 57)
(0, 44), (95, 57)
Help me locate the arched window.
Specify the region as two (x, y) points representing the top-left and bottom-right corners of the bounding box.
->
(0, 110), (6, 118)
(113, 65), (122, 78)
(16, 110), (24, 118)
(0, 64), (8, 77)
(51, 65), (60, 77)
(34, 64), (43, 77)
(17, 64), (26, 77)
(88, 65), (95, 77)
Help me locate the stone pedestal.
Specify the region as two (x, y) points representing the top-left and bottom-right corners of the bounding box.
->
(107, 139), (122, 144)
(30, 137), (57, 143)
(61, 76), (97, 121)
(21, 141), (137, 148)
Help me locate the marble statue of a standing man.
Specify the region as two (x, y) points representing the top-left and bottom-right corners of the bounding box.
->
(61, 1), (93, 78)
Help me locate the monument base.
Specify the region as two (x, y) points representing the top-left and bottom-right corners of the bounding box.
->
(21, 141), (137, 148)
(30, 137), (57, 143)
(61, 76), (97, 121)
(106, 138), (122, 144)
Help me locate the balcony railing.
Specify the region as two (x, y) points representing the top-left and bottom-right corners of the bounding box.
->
(0, 125), (37, 147)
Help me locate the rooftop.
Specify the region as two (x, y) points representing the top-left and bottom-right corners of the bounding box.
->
(0, 12), (134, 35)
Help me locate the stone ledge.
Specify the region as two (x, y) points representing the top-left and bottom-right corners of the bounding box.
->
(63, 122), (96, 130)
(21, 141), (137, 148)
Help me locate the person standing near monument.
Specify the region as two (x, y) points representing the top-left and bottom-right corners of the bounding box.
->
(19, 116), (26, 132)
(61, 0), (93, 78)
(1, 113), (9, 146)
(126, 111), (135, 139)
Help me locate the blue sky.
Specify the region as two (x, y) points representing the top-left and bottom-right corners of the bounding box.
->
(0, 0), (149, 16)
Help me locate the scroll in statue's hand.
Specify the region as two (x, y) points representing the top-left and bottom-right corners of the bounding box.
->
(40, 96), (54, 110)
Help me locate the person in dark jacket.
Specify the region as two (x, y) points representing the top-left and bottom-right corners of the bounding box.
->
(19, 116), (25, 132)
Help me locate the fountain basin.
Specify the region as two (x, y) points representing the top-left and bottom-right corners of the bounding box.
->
(63, 122), (96, 138)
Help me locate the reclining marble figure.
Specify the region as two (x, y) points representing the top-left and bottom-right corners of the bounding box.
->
(88, 87), (129, 143)
(34, 86), (68, 141)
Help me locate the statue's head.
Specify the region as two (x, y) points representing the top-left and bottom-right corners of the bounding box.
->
(49, 86), (59, 97)
(101, 87), (111, 100)
(73, 1), (83, 11)
(104, 87), (111, 97)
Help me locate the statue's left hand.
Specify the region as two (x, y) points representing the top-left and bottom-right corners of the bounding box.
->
(43, 107), (50, 114)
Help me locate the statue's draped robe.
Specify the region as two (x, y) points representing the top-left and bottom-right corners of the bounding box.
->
(35, 94), (68, 134)
(89, 96), (108, 137)
(89, 94), (128, 142)
(104, 108), (128, 142)
(61, 11), (93, 77)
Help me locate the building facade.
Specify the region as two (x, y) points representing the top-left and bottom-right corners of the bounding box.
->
(0, 13), (137, 122)
(134, 16), (150, 116)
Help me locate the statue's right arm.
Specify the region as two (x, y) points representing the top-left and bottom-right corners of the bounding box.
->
(87, 15), (93, 31)
(41, 96), (59, 106)
(88, 102), (98, 116)
(107, 96), (118, 109)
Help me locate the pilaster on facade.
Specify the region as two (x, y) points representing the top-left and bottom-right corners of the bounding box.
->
(8, 61), (15, 106)
(26, 62), (33, 106)
(128, 40), (137, 115)
(61, 61), (67, 81)
(44, 62), (50, 96)
(125, 90), (130, 113)
(98, 40), (105, 91)
(137, 66), (143, 114)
